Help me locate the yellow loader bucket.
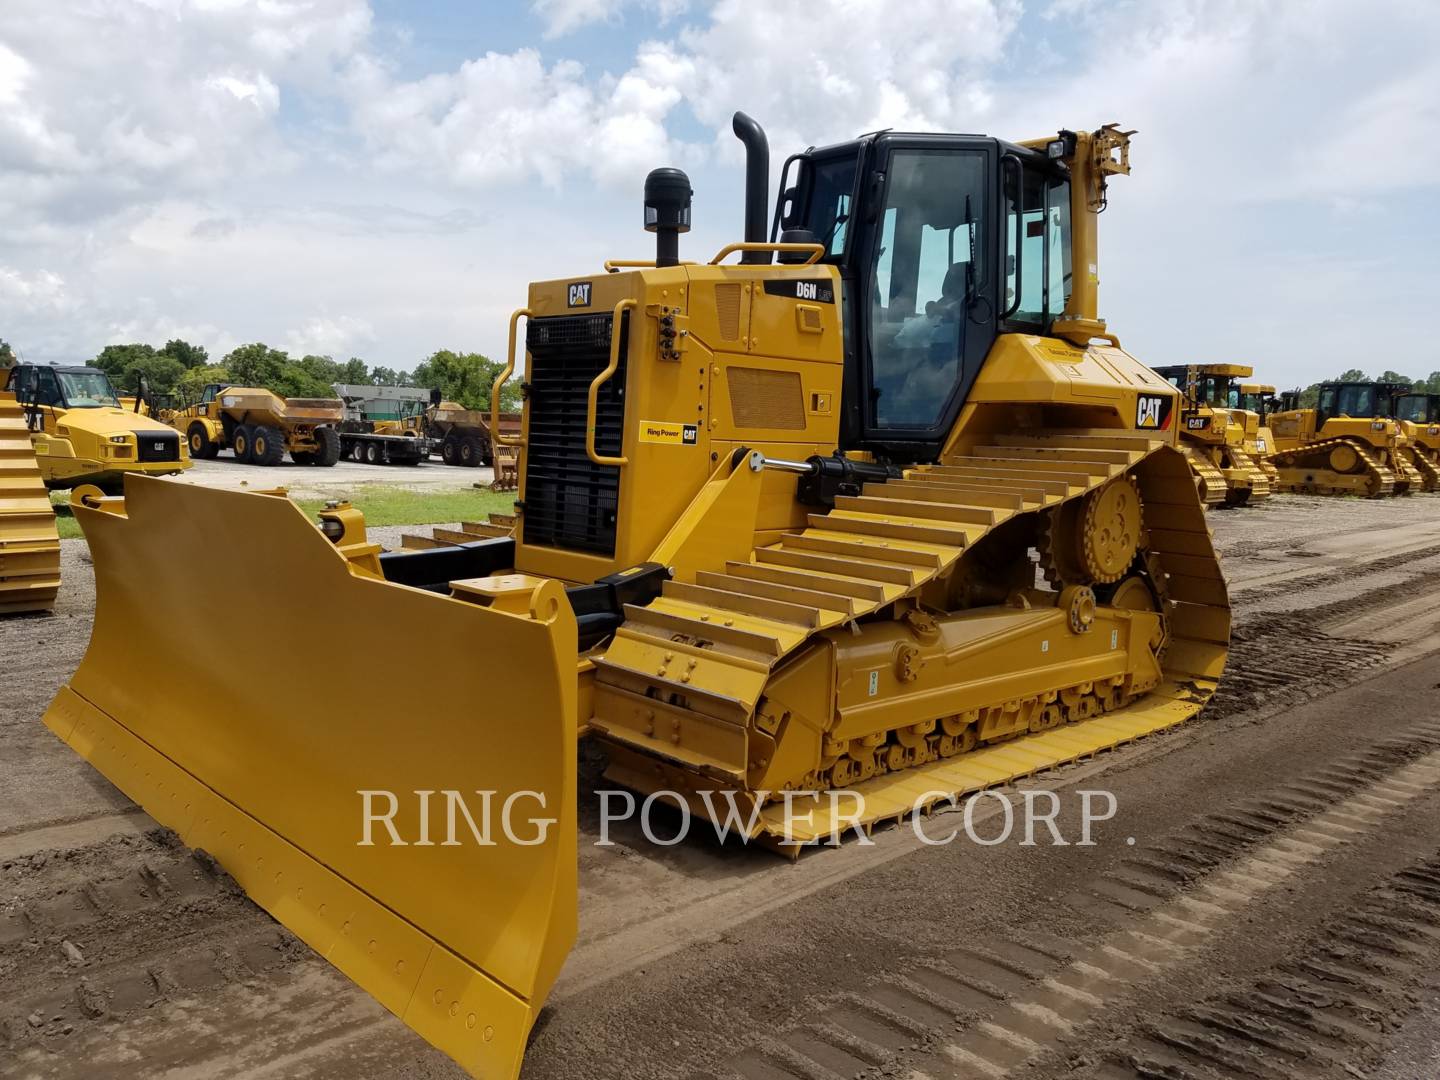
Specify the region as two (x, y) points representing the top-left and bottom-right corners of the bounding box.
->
(43, 477), (576, 1078)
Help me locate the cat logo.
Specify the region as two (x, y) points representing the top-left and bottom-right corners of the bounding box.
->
(567, 282), (592, 308)
(1186, 416), (1209, 431)
(1135, 393), (1171, 430)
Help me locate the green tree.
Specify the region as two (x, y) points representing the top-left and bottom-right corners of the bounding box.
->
(1423, 372), (1440, 395)
(410, 349), (518, 410)
(369, 365), (407, 387)
(336, 357), (369, 384)
(223, 343), (290, 390)
(92, 343), (190, 397)
(288, 354), (342, 397)
(0, 339), (15, 367)
(1336, 368), (1368, 382)
(1376, 370), (1416, 388)
(158, 339), (209, 369)
(177, 364), (229, 400)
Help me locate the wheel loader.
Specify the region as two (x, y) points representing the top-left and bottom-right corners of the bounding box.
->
(43, 115), (1229, 1079)
(2, 362), (190, 491)
(1151, 363), (1272, 506)
(1266, 381), (1420, 496)
(0, 382), (61, 614)
(167, 383), (344, 466)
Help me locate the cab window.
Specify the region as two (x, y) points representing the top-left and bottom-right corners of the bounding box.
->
(866, 148), (987, 428)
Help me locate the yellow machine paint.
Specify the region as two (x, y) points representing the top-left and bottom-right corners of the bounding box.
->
(165, 383), (344, 466)
(1237, 382), (1282, 486)
(1151, 364), (1271, 506)
(46, 117), (1229, 1078)
(0, 387), (61, 613)
(1392, 391), (1440, 491)
(3, 363), (190, 491)
(1266, 382), (1417, 497)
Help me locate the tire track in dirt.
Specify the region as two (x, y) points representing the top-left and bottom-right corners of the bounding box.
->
(698, 720), (1440, 1080)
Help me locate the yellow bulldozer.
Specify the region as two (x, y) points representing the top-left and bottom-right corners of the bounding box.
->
(0, 381), (61, 614)
(1151, 363), (1272, 506)
(165, 383), (344, 466)
(1237, 381), (1282, 486)
(1381, 386), (1440, 492)
(1, 361), (191, 491)
(44, 116), (1229, 1078)
(1266, 381), (1421, 496)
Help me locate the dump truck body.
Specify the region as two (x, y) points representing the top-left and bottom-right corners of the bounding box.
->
(46, 119), (1228, 1078)
(2, 364), (190, 491)
(0, 388), (61, 613)
(1266, 382), (1416, 496)
(428, 402), (522, 467)
(1151, 364), (1271, 506)
(168, 384), (343, 466)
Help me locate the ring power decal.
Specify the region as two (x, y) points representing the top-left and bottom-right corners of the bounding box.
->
(639, 420), (699, 446)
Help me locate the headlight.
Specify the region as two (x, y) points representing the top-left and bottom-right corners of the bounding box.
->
(110, 434), (130, 443)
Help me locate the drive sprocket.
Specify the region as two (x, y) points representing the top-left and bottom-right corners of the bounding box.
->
(1079, 475), (1144, 584)
(1037, 475), (1144, 587)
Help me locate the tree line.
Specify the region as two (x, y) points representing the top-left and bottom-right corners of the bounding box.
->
(77, 340), (520, 412)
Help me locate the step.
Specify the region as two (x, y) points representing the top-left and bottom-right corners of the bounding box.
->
(621, 603), (787, 658)
(695, 570), (857, 618)
(954, 454), (1116, 479)
(754, 545), (920, 586)
(927, 464), (1088, 493)
(868, 479), (1029, 511)
(976, 444), (1139, 466)
(724, 559), (892, 602)
(833, 495), (999, 527)
(663, 579), (823, 628)
(808, 512), (974, 548)
(776, 531), (945, 569)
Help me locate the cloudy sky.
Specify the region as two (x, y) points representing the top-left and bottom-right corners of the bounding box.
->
(1, 0), (1436, 386)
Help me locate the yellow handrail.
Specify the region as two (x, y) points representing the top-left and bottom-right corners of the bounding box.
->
(708, 241), (825, 266)
(586, 298), (637, 467)
(491, 308), (530, 447)
(603, 259), (697, 273)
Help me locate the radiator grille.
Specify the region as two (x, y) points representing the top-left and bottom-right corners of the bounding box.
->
(727, 367), (805, 430)
(522, 312), (628, 556)
(135, 430), (181, 462)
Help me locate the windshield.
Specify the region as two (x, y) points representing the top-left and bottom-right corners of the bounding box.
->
(58, 370), (121, 408)
(1321, 385), (1378, 418)
(867, 148), (987, 428)
(1397, 396), (1431, 423)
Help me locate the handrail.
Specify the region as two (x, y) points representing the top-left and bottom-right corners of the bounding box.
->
(586, 298), (636, 467)
(1000, 153), (1023, 320)
(604, 259), (697, 273)
(491, 308), (530, 447)
(708, 241), (824, 266)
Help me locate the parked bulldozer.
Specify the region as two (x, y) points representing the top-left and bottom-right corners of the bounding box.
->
(44, 116), (1229, 1079)
(0, 382), (61, 614)
(1237, 381), (1282, 486)
(1150, 364), (1271, 506)
(2, 362), (190, 491)
(1266, 382), (1420, 496)
(167, 384), (343, 466)
(1381, 386), (1440, 491)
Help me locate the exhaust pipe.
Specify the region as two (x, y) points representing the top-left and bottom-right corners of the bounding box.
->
(731, 111), (769, 265)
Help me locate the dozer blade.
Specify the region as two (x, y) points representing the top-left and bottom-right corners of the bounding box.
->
(43, 477), (576, 1079)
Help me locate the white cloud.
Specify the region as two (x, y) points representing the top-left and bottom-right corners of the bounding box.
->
(284, 314), (376, 357)
(532, 0), (689, 39)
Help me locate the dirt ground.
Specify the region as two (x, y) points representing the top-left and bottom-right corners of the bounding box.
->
(174, 456), (495, 496)
(4, 492), (1440, 1079)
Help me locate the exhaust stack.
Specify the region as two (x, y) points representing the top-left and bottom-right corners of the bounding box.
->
(731, 111), (769, 264)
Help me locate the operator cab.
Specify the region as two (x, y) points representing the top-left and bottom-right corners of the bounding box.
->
(1316, 382), (1392, 424)
(774, 131), (1075, 461)
(1395, 393), (1440, 425)
(1151, 366), (1240, 409)
(5, 364), (123, 410)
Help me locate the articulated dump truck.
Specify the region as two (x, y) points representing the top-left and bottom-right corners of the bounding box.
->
(44, 116), (1230, 1077)
(1266, 382), (1422, 496)
(0, 384), (61, 614)
(1151, 363), (1271, 506)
